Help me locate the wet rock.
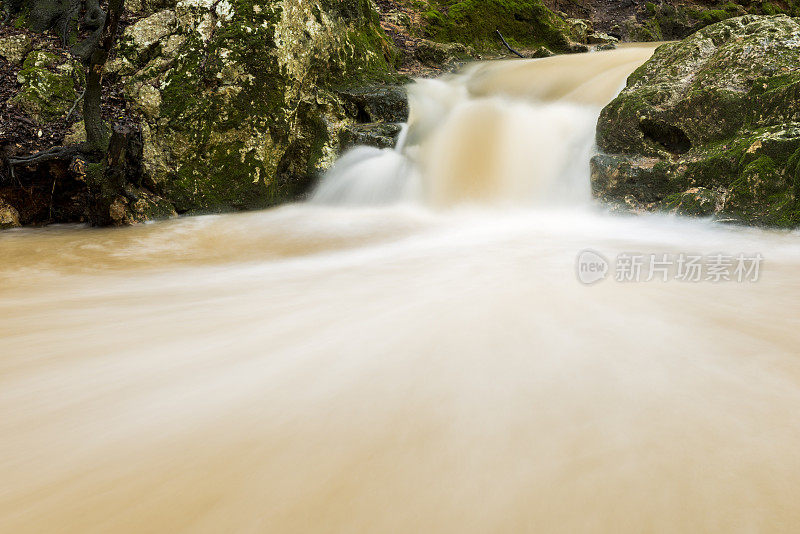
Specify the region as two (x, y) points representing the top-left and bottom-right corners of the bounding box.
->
(10, 50), (83, 122)
(593, 16), (800, 227)
(0, 33), (33, 65)
(662, 187), (720, 217)
(340, 123), (403, 151)
(337, 85), (408, 124)
(0, 198), (21, 229)
(530, 46), (555, 58)
(587, 32), (617, 45)
(567, 42), (590, 54)
(108, 186), (177, 225)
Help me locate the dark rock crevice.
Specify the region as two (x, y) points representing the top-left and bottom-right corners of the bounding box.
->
(639, 118), (691, 154)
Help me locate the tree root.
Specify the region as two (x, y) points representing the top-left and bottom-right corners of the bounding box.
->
(8, 145), (82, 168)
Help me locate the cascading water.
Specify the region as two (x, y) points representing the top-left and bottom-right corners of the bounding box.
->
(3, 45), (800, 533)
(313, 47), (656, 207)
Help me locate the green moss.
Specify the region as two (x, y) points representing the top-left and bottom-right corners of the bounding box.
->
(129, 0), (402, 213)
(10, 50), (81, 121)
(321, 22), (401, 85)
(422, 0), (571, 52)
(13, 11), (29, 29)
(164, 140), (278, 212)
(697, 9), (730, 26)
(662, 188), (717, 217)
(788, 146), (800, 198)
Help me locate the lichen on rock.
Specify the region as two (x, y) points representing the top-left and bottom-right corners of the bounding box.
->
(0, 198), (21, 229)
(593, 15), (800, 227)
(10, 50), (84, 122)
(119, 0), (403, 214)
(0, 33), (34, 65)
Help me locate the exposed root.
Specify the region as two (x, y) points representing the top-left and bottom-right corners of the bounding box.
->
(8, 145), (81, 168)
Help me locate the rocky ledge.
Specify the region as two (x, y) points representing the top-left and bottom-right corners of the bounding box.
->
(593, 15), (800, 228)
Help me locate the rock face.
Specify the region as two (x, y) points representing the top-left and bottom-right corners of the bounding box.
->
(593, 15), (800, 227)
(116, 0), (403, 213)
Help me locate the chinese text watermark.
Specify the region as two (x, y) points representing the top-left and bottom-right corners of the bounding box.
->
(576, 249), (763, 285)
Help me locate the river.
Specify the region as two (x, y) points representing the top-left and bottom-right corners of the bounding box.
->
(2, 45), (800, 532)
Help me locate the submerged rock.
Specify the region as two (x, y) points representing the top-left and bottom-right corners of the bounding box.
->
(593, 15), (800, 227)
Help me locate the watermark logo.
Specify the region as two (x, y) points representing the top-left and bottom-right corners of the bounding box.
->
(576, 249), (610, 285)
(576, 250), (763, 284)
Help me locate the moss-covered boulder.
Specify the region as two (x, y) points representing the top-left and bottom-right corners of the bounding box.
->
(117, 0), (402, 214)
(605, 1), (798, 43)
(422, 0), (574, 53)
(592, 15), (800, 227)
(10, 50), (84, 122)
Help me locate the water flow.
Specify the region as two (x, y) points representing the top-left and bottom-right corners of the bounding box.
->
(3, 46), (800, 533)
(313, 47), (657, 207)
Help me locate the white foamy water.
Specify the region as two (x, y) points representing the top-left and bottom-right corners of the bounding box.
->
(3, 45), (800, 533)
(313, 46), (657, 207)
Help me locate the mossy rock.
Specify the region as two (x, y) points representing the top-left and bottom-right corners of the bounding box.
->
(413, 39), (475, 68)
(10, 50), (83, 122)
(623, 1), (794, 42)
(593, 15), (800, 228)
(422, 0), (573, 53)
(661, 187), (719, 217)
(120, 0), (402, 214)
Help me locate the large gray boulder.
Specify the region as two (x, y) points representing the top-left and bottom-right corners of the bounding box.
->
(592, 15), (800, 227)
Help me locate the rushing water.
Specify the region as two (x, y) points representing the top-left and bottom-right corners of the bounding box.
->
(3, 46), (800, 533)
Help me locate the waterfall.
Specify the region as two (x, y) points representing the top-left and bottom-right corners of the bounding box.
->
(313, 47), (656, 208)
